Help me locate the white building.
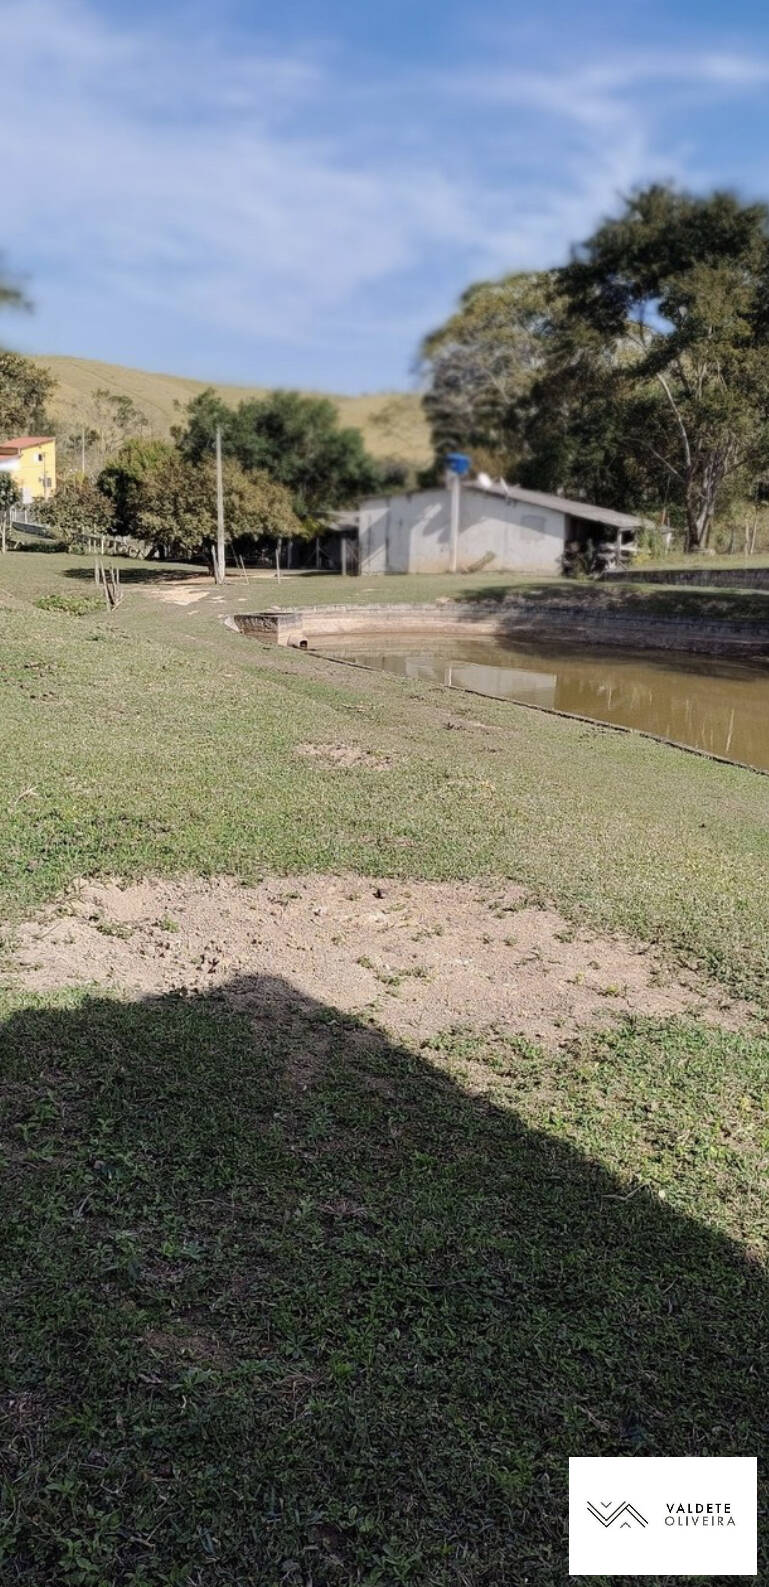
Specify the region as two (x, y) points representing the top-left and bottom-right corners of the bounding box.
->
(357, 481), (640, 576)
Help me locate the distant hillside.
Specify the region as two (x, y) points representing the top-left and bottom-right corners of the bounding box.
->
(31, 355), (432, 466)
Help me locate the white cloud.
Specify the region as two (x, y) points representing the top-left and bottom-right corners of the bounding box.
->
(5, 2), (462, 336)
(3, 0), (768, 379)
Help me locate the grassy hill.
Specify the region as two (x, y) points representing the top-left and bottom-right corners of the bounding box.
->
(31, 354), (432, 465)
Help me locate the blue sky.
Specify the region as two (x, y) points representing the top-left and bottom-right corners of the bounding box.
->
(4, 0), (769, 392)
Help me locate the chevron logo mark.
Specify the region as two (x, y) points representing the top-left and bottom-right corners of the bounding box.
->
(587, 1499), (648, 1529)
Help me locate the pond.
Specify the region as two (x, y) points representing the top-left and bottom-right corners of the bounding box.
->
(318, 636), (769, 772)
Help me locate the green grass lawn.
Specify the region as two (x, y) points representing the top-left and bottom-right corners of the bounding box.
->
(146, 561), (769, 623)
(0, 553), (548, 614)
(222, 568), (769, 622)
(7, 551), (769, 623)
(1, 553), (768, 1584)
(2, 555), (769, 998)
(637, 549), (769, 572)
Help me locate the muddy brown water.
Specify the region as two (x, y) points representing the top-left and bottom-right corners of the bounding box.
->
(318, 636), (769, 772)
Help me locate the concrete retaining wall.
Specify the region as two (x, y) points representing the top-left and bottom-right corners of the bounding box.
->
(232, 604), (503, 643)
(605, 566), (769, 590)
(230, 601), (769, 658)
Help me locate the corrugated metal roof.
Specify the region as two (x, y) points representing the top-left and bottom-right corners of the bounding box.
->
(359, 483), (640, 531)
(467, 481), (641, 530)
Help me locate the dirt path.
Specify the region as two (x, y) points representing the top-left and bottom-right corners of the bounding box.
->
(11, 874), (751, 1045)
(141, 580), (211, 605)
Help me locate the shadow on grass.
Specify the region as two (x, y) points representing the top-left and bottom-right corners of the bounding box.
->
(1, 979), (764, 1584)
(62, 564), (209, 585)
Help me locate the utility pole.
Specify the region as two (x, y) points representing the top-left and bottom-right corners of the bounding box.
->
(214, 423), (225, 583)
(448, 470), (460, 573)
(444, 452), (468, 575)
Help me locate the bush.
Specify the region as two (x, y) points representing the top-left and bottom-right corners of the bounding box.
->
(34, 593), (104, 617)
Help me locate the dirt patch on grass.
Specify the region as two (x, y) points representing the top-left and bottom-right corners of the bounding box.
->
(295, 742), (392, 769)
(143, 580), (211, 606)
(144, 1327), (229, 1367)
(11, 875), (753, 1046)
(0, 1391), (48, 1430)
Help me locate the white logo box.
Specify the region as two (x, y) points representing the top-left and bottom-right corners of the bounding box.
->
(569, 1456), (757, 1576)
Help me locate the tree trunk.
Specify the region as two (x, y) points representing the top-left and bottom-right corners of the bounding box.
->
(684, 485), (717, 553)
(684, 507), (706, 553)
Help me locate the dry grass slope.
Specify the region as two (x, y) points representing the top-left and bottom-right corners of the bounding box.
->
(31, 354), (432, 464)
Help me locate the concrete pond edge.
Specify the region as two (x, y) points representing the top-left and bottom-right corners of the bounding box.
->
(225, 600), (769, 777)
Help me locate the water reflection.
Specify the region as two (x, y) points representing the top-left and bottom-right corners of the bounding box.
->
(324, 639), (769, 772)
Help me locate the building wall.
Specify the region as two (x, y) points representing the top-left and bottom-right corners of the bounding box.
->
(2, 441), (57, 503)
(459, 492), (565, 572)
(358, 487), (565, 575)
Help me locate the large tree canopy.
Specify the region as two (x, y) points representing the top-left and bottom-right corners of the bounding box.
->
(556, 185), (769, 548)
(0, 351), (54, 440)
(99, 439), (174, 540)
(518, 311), (674, 514)
(0, 260), (55, 439)
(418, 271), (557, 474)
(176, 388), (381, 525)
(419, 187), (769, 550)
(99, 439), (300, 558)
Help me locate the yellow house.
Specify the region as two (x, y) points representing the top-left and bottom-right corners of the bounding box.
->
(0, 435), (56, 504)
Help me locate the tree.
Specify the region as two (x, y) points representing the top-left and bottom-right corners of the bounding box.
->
(128, 446), (208, 557)
(0, 470), (20, 542)
(99, 438), (174, 537)
(37, 475), (114, 543)
(99, 440), (300, 559)
(200, 457), (300, 551)
(557, 186), (769, 550)
(100, 440), (204, 555)
(518, 314), (673, 513)
(57, 389), (151, 478)
(0, 259), (55, 439)
(0, 473), (20, 511)
(0, 473), (19, 553)
(172, 386), (228, 463)
(0, 351), (54, 440)
(90, 387), (149, 459)
(418, 272), (558, 474)
(176, 388), (381, 525)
